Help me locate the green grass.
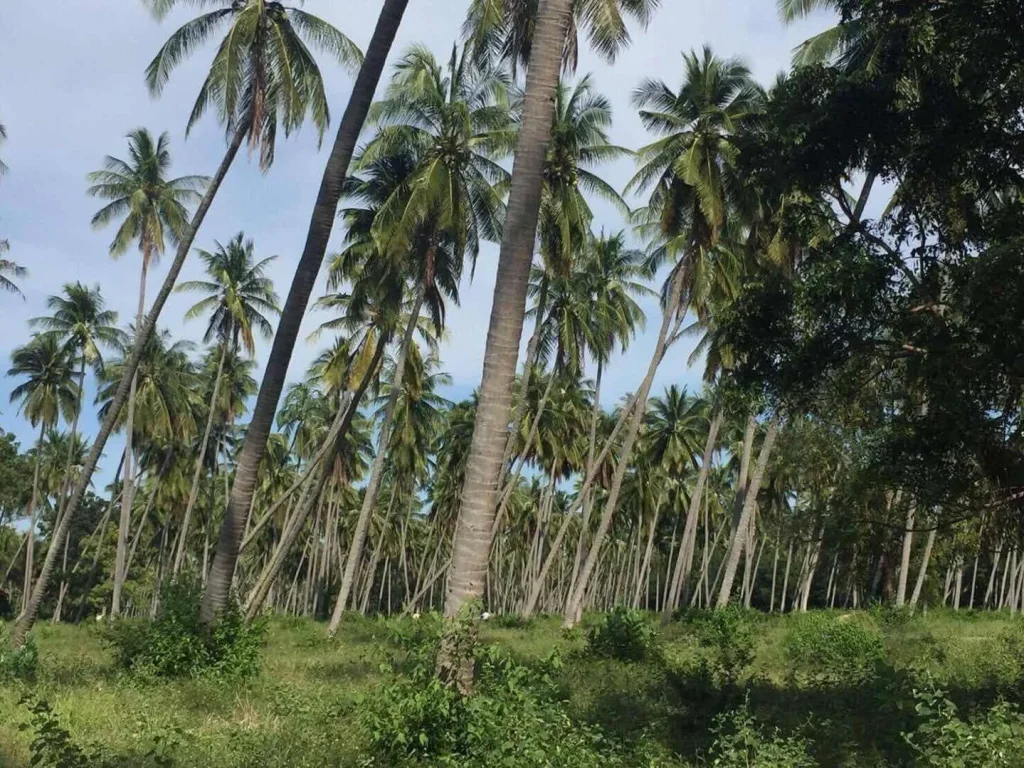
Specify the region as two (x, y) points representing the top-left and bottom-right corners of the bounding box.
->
(3, 609), (1024, 766)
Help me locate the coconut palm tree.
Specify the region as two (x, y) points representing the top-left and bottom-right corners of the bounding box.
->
(174, 234), (278, 574)
(88, 128), (204, 618)
(444, 1), (655, 683)
(30, 284), (125, 513)
(144, 0), (361, 170)
(199, 1), (411, 627)
(358, 43), (514, 274)
(8, 335), (79, 612)
(562, 47), (758, 626)
(97, 329), (198, 609)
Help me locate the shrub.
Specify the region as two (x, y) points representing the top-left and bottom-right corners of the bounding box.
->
(103, 578), (266, 679)
(904, 685), (1024, 766)
(685, 607), (758, 684)
(0, 623), (39, 681)
(363, 616), (647, 766)
(707, 700), (817, 767)
(784, 612), (884, 684)
(586, 607), (658, 662)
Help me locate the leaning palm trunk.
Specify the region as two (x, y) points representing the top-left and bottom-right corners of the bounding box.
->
(561, 268), (686, 628)
(437, 0), (574, 691)
(201, 0), (409, 625)
(666, 410), (723, 614)
(327, 290), (424, 636)
(10, 115), (250, 648)
(896, 504), (915, 607)
(716, 421), (780, 608)
(244, 337), (385, 620)
(909, 526), (937, 609)
(20, 423), (46, 614)
(113, 243), (151, 618)
(174, 342), (228, 575)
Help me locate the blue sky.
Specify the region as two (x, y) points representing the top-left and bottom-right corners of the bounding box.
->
(0, 0), (832, 491)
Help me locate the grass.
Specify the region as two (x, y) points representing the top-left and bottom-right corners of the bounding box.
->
(2, 609), (1024, 766)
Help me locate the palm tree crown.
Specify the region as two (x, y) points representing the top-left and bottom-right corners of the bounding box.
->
(30, 283), (125, 374)
(144, 0), (363, 169)
(87, 129), (207, 258)
(8, 335), (80, 429)
(177, 232), (280, 356)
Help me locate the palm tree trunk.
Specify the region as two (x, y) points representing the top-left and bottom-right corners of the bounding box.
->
(909, 526), (937, 609)
(113, 242), (152, 618)
(201, 0), (409, 626)
(244, 337), (385, 620)
(633, 505), (662, 609)
(52, 357), (88, 617)
(667, 410), (723, 613)
(716, 420), (780, 608)
(496, 277), (549, 493)
(328, 290), (424, 636)
(896, 504), (915, 607)
(438, 0), (573, 689)
(562, 269), (686, 628)
(11, 112), (251, 647)
(175, 341), (227, 575)
(780, 539), (794, 612)
(73, 453), (124, 622)
(19, 422), (46, 615)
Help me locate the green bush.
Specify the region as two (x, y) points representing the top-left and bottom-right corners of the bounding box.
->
(103, 578), (266, 679)
(0, 622), (39, 681)
(706, 700), (816, 767)
(784, 612), (884, 684)
(363, 618), (649, 766)
(586, 607), (657, 662)
(904, 685), (1024, 766)
(685, 607), (758, 684)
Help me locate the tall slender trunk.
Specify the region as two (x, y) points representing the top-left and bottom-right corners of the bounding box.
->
(780, 539), (794, 612)
(74, 453), (124, 622)
(495, 277), (548, 494)
(896, 504), (915, 607)
(667, 410), (723, 613)
(244, 337), (385, 619)
(562, 268), (686, 627)
(175, 341), (227, 574)
(439, 0), (573, 691)
(20, 422), (46, 614)
(201, 0), (409, 626)
(909, 526), (937, 609)
(328, 291), (423, 636)
(633, 505), (661, 609)
(112, 243), (151, 618)
(53, 357), (87, 618)
(11, 112), (250, 647)
(716, 421), (780, 608)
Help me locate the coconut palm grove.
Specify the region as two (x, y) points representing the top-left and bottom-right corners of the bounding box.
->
(2, 0), (1024, 765)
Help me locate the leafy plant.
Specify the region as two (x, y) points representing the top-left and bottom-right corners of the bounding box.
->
(904, 684), (1024, 766)
(103, 577), (266, 679)
(686, 607), (758, 684)
(707, 699), (817, 767)
(0, 623), (39, 681)
(784, 612), (884, 685)
(19, 696), (97, 768)
(586, 607), (658, 662)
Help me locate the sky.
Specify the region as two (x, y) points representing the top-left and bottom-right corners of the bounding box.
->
(0, 0), (833, 491)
